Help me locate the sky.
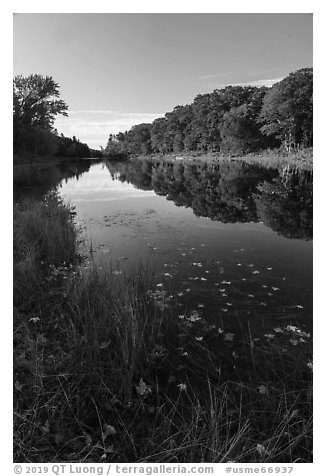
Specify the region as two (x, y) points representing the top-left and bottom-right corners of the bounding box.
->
(13, 13), (313, 149)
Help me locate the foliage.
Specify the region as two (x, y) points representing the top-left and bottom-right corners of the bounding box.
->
(13, 74), (93, 159)
(259, 68), (313, 150)
(106, 69), (312, 158)
(55, 134), (90, 158)
(13, 74), (68, 131)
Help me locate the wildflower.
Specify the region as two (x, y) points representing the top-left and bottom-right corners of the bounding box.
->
(177, 383), (187, 391)
(258, 385), (269, 395)
(156, 283), (163, 287)
(164, 272), (172, 277)
(200, 277), (207, 281)
(274, 327), (284, 333)
(262, 285), (268, 288)
(307, 360), (313, 371)
(248, 294), (254, 298)
(192, 262), (202, 267)
(296, 304), (304, 309)
(252, 270), (260, 274)
(260, 302), (267, 306)
(232, 351), (239, 359)
(226, 302), (232, 306)
(178, 314), (185, 319)
(113, 270), (122, 275)
(136, 378), (152, 397)
(195, 336), (204, 341)
(264, 334), (275, 339)
(198, 304), (205, 308)
(181, 253), (186, 256)
(177, 292), (184, 297)
(217, 327), (224, 334)
(242, 278), (247, 281)
(267, 267), (272, 271)
(221, 308), (228, 312)
(248, 264), (254, 267)
(271, 287), (280, 291)
(237, 263), (242, 266)
(181, 351), (189, 356)
(290, 339), (299, 346)
(185, 288), (191, 292)
(221, 280), (231, 285)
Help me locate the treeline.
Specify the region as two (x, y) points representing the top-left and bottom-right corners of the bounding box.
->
(13, 74), (103, 159)
(105, 68), (312, 157)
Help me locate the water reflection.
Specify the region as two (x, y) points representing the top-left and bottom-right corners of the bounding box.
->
(13, 158), (101, 201)
(106, 159), (313, 240)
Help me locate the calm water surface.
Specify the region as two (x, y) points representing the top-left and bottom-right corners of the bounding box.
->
(59, 159), (313, 333)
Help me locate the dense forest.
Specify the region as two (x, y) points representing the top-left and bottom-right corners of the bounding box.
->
(105, 68), (313, 157)
(13, 74), (102, 159)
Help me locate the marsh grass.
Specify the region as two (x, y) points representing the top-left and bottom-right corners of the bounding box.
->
(13, 196), (312, 463)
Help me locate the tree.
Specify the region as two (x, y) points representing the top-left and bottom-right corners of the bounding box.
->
(13, 74), (69, 155)
(259, 68), (313, 150)
(13, 74), (68, 131)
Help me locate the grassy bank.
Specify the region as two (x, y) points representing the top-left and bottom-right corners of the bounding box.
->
(128, 148), (313, 171)
(13, 195), (313, 463)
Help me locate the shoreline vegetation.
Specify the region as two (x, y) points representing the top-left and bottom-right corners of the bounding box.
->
(13, 69), (313, 462)
(106, 147), (313, 171)
(14, 191), (313, 463)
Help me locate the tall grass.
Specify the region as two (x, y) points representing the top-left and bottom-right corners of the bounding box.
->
(13, 196), (313, 463)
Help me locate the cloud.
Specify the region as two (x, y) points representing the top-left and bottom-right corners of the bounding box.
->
(214, 77), (284, 89)
(54, 110), (164, 149)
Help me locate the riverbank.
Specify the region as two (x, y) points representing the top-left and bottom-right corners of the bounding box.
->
(13, 194), (313, 463)
(124, 148), (313, 171)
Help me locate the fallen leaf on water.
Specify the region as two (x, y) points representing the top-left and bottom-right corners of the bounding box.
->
(258, 385), (269, 395)
(29, 317), (40, 323)
(256, 443), (269, 456)
(102, 424), (117, 441)
(136, 378), (152, 397)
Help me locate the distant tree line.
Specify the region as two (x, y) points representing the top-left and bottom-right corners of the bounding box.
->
(13, 74), (103, 159)
(105, 68), (312, 157)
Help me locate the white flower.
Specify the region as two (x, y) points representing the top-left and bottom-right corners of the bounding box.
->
(252, 270), (260, 274)
(177, 383), (187, 391)
(195, 336), (203, 341)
